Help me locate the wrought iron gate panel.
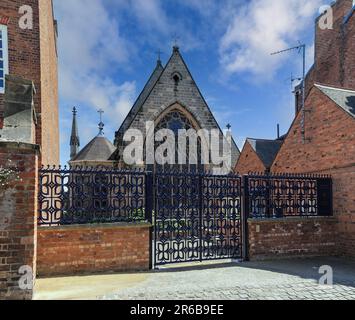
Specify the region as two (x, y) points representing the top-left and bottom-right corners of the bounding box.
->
(154, 171), (242, 266)
(38, 166), (146, 226)
(201, 175), (242, 261)
(245, 173), (332, 219)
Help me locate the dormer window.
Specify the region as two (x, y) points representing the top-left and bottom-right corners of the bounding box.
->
(0, 24), (9, 94)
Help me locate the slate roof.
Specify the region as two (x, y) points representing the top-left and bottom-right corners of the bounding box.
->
(343, 4), (355, 24)
(247, 138), (283, 169)
(116, 61), (164, 138)
(315, 84), (355, 118)
(71, 136), (116, 162)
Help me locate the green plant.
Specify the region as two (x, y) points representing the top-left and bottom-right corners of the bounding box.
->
(0, 160), (21, 191)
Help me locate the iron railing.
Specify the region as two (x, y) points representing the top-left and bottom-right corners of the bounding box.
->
(38, 166), (147, 226)
(244, 173), (333, 219)
(38, 167), (333, 226)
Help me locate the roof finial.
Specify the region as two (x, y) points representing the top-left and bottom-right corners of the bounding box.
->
(172, 33), (180, 52)
(226, 124), (232, 131)
(98, 108), (105, 136)
(156, 49), (163, 65)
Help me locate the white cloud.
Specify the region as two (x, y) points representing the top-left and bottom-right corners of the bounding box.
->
(129, 0), (169, 34)
(54, 0), (136, 124)
(219, 0), (323, 79)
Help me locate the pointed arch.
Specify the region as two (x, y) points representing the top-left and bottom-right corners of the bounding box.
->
(154, 102), (202, 131)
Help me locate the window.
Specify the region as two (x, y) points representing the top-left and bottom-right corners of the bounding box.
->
(0, 25), (9, 94)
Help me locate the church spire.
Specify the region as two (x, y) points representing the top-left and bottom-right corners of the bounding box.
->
(70, 107), (80, 160)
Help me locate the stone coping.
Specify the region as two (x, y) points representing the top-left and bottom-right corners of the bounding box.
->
(38, 221), (152, 232)
(248, 216), (336, 224)
(0, 141), (40, 152)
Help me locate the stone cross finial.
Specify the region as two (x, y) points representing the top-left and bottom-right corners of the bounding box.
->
(98, 109), (105, 136)
(172, 33), (180, 51)
(156, 49), (162, 62)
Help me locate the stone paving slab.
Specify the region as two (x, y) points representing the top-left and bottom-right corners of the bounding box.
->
(102, 257), (355, 300)
(35, 257), (355, 300)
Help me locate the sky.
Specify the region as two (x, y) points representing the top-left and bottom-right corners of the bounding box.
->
(53, 0), (333, 165)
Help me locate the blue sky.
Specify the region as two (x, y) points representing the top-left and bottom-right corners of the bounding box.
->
(53, 0), (332, 165)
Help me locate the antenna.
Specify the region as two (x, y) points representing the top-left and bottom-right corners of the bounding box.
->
(271, 43), (307, 144)
(284, 73), (302, 91)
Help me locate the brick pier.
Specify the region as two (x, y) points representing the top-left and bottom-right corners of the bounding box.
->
(0, 142), (39, 300)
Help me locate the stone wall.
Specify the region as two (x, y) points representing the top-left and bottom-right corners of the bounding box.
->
(0, 142), (39, 300)
(248, 217), (338, 261)
(37, 223), (151, 277)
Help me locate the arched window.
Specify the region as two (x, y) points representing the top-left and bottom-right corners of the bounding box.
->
(153, 109), (203, 173)
(155, 110), (193, 133)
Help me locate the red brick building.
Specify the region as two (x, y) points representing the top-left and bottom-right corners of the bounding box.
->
(236, 0), (355, 258)
(275, 1), (355, 258)
(295, 0), (355, 113)
(272, 84), (355, 258)
(0, 0), (59, 165)
(235, 138), (283, 175)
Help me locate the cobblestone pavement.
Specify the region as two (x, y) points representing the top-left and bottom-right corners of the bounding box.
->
(101, 258), (355, 300)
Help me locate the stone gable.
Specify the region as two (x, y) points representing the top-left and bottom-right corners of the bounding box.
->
(113, 47), (240, 167)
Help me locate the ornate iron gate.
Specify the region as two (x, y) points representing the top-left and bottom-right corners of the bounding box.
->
(38, 167), (333, 268)
(153, 171), (243, 266)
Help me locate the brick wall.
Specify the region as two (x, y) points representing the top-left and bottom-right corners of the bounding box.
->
(235, 141), (266, 174)
(0, 142), (39, 300)
(314, 0), (355, 90)
(38, 0), (59, 165)
(0, 0), (59, 165)
(0, 0), (40, 130)
(296, 0), (355, 112)
(248, 217), (338, 261)
(326, 166), (355, 258)
(37, 223), (151, 277)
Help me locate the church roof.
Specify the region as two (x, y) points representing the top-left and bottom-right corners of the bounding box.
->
(315, 84), (355, 118)
(71, 136), (116, 162)
(247, 138), (283, 169)
(116, 60), (164, 139)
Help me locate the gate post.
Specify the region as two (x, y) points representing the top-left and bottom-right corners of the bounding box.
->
(242, 175), (250, 261)
(145, 171), (154, 269)
(145, 171), (154, 223)
(198, 174), (203, 263)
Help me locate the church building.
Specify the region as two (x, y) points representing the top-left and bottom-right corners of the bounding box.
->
(70, 46), (240, 171)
